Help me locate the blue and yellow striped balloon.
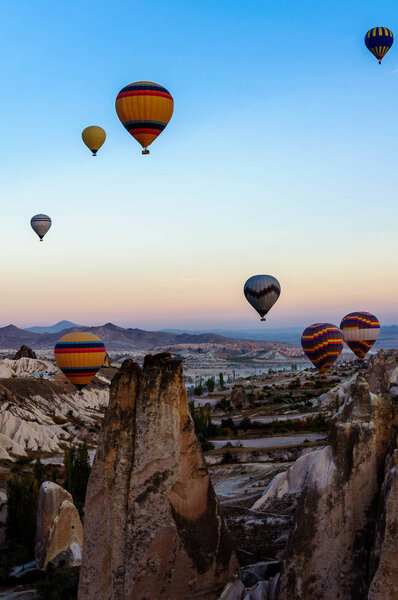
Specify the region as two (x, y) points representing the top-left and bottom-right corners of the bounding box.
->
(54, 332), (106, 390)
(301, 323), (344, 374)
(365, 27), (394, 64)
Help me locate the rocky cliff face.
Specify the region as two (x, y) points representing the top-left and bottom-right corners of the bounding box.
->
(78, 353), (239, 600)
(265, 351), (398, 600)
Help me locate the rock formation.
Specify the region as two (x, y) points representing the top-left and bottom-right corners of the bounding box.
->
(102, 352), (111, 367)
(78, 353), (239, 600)
(276, 373), (393, 599)
(13, 345), (37, 360)
(246, 351), (398, 600)
(367, 452), (398, 599)
(35, 481), (83, 570)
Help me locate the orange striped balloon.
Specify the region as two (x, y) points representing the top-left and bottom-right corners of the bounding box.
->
(54, 332), (106, 390)
(115, 81), (174, 154)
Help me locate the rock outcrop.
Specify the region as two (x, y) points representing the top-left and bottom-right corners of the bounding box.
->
(13, 345), (37, 360)
(252, 351), (398, 600)
(368, 452), (398, 599)
(35, 481), (83, 570)
(78, 353), (239, 600)
(102, 352), (111, 368)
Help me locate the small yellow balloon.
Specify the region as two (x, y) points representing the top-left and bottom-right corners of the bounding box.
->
(82, 126), (106, 156)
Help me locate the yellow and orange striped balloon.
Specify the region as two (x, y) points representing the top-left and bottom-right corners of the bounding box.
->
(54, 332), (106, 390)
(115, 81), (174, 154)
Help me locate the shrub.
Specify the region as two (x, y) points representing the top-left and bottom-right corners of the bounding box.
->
(53, 415), (68, 425)
(36, 566), (80, 600)
(6, 473), (39, 563)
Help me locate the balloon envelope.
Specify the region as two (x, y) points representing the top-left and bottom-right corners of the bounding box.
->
(244, 275), (281, 321)
(30, 214), (51, 241)
(115, 81), (174, 153)
(301, 323), (344, 374)
(365, 27), (394, 63)
(340, 312), (380, 360)
(54, 332), (106, 390)
(82, 126), (106, 156)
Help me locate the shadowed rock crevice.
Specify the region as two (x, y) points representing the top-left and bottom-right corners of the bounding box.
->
(78, 353), (239, 600)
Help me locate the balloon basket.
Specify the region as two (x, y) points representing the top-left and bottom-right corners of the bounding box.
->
(260, 317), (266, 322)
(142, 149), (150, 155)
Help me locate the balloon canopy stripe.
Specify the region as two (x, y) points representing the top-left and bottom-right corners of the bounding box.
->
(117, 90), (172, 100)
(123, 120), (166, 130)
(60, 367), (102, 374)
(118, 83), (171, 95)
(55, 342), (105, 349)
(244, 284), (281, 300)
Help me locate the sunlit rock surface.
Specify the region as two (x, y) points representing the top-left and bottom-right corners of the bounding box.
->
(78, 353), (239, 600)
(35, 481), (83, 570)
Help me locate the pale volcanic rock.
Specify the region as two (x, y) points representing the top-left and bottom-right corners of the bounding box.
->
(0, 357), (56, 378)
(35, 481), (83, 570)
(252, 446), (335, 509)
(78, 353), (239, 600)
(368, 455), (398, 599)
(0, 411), (64, 455)
(277, 373), (394, 600)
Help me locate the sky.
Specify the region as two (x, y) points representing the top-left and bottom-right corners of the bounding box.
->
(0, 0), (398, 331)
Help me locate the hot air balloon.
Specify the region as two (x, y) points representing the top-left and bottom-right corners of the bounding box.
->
(244, 275), (281, 321)
(340, 312), (380, 360)
(54, 332), (106, 390)
(365, 27), (394, 63)
(82, 126), (106, 156)
(115, 81), (174, 154)
(301, 323), (344, 374)
(30, 214), (52, 241)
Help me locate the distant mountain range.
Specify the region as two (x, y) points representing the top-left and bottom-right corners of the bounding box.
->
(25, 320), (81, 334)
(164, 325), (398, 350)
(0, 322), (297, 352)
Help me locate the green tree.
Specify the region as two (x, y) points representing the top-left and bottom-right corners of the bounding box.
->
(64, 441), (91, 515)
(219, 372), (225, 390)
(193, 382), (203, 396)
(206, 377), (215, 393)
(34, 457), (46, 487)
(239, 416), (251, 431)
(6, 473), (39, 562)
(189, 401), (218, 445)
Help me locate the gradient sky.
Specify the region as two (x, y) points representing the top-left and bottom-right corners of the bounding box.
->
(0, 0), (398, 330)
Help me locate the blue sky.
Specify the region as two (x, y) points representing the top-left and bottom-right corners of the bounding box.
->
(0, 0), (397, 330)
